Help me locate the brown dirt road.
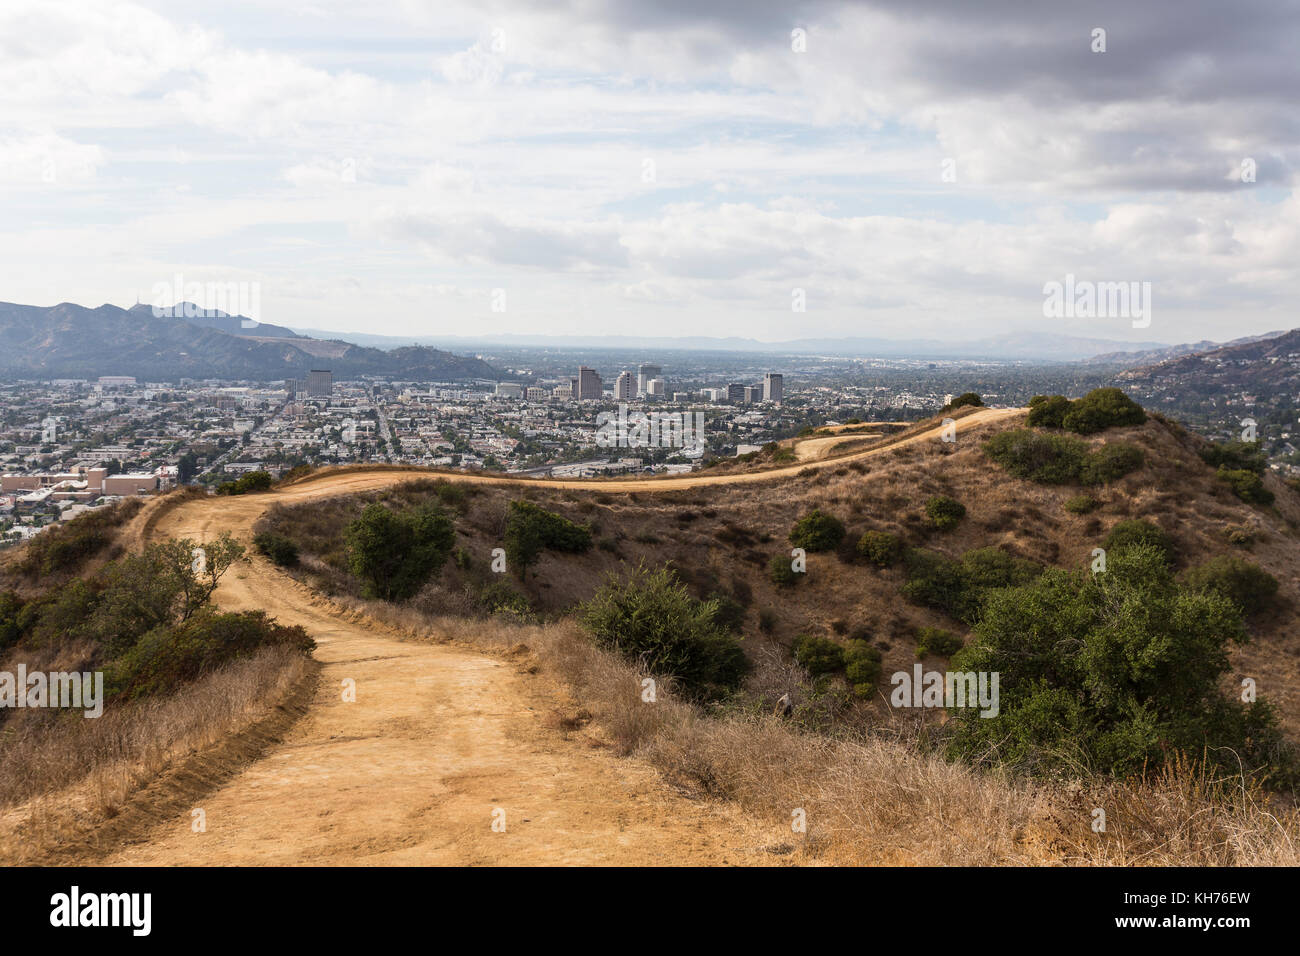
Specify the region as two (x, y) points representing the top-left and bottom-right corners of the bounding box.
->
(105, 407), (1021, 866)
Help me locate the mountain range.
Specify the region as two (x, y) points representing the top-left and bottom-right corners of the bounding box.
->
(0, 301), (499, 382)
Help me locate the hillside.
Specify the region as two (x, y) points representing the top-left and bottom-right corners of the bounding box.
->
(258, 407), (1300, 743)
(0, 301), (499, 382)
(1084, 330), (1287, 367)
(1119, 327), (1300, 395)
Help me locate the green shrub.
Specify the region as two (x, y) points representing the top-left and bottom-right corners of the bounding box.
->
(769, 553), (800, 587)
(1200, 440), (1266, 475)
(1179, 556), (1278, 617)
(253, 531), (299, 567)
(1104, 519), (1175, 565)
(503, 500), (592, 576)
(788, 509), (846, 552)
(857, 530), (904, 567)
(1026, 395), (1071, 429)
(945, 393), (984, 411)
(1079, 442), (1144, 485)
(476, 579), (532, 618)
(947, 546), (1281, 778)
(217, 470), (274, 495)
(792, 634), (844, 676)
(902, 547), (1042, 624)
(580, 564), (749, 701)
(0, 591), (25, 651)
(983, 429), (1089, 484)
(915, 626), (963, 658)
(106, 609), (314, 700)
(984, 429), (1142, 486)
(345, 502), (456, 601)
(1061, 387), (1146, 434)
(1216, 467), (1274, 506)
(924, 495), (966, 531)
(1063, 494), (1098, 514)
(844, 640), (882, 696)
(17, 499), (142, 576)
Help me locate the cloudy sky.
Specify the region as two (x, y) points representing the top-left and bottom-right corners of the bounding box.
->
(1, 0), (1296, 345)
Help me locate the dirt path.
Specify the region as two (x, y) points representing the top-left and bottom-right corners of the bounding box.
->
(106, 407), (1020, 865)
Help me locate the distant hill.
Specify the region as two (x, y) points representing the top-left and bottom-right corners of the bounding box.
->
(0, 301), (499, 382)
(128, 303), (304, 340)
(1118, 327), (1300, 395)
(1085, 331), (1288, 367)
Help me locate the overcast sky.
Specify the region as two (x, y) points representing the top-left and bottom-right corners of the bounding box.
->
(1, 0), (1297, 345)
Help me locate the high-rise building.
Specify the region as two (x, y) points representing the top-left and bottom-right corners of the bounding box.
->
(726, 382), (746, 404)
(615, 370), (635, 400)
(743, 385), (762, 404)
(307, 369), (333, 398)
(637, 363), (662, 398)
(577, 366), (603, 401)
(646, 377), (666, 399)
(763, 372), (784, 404)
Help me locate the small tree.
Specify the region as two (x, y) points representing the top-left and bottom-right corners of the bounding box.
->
(925, 495), (966, 531)
(345, 502), (456, 601)
(789, 509), (846, 552)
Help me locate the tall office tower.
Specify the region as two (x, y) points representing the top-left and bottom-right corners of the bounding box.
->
(637, 363), (662, 398)
(743, 385), (762, 404)
(615, 370), (635, 400)
(307, 369), (333, 398)
(726, 382), (746, 404)
(578, 366), (604, 401)
(763, 372), (784, 404)
(646, 377), (666, 399)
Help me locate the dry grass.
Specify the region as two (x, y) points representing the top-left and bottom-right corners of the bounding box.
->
(0, 646), (318, 864)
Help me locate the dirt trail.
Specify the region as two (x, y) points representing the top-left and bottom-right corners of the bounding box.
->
(105, 408), (1020, 865)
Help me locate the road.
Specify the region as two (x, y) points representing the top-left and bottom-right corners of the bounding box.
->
(105, 406), (1020, 865)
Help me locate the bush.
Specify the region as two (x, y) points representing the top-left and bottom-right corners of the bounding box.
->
(915, 626), (963, 658)
(984, 429), (1088, 484)
(946, 392), (984, 411)
(1200, 440), (1266, 475)
(705, 592), (746, 633)
(1179, 557), (1279, 617)
(924, 495), (966, 531)
(947, 546), (1281, 778)
(107, 609), (314, 700)
(1216, 467), (1274, 506)
(984, 429), (1142, 485)
(902, 547), (1042, 624)
(1026, 394), (1071, 429)
(1063, 494), (1098, 515)
(857, 530), (904, 567)
(253, 531), (299, 567)
(503, 500), (592, 576)
(216, 470), (274, 495)
(788, 509), (846, 552)
(580, 564), (749, 701)
(17, 499), (143, 577)
(844, 640), (882, 696)
(769, 553), (800, 587)
(1061, 387), (1146, 434)
(792, 634), (844, 676)
(1104, 519), (1175, 565)
(1079, 442), (1144, 485)
(345, 502), (456, 601)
